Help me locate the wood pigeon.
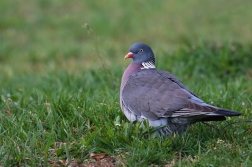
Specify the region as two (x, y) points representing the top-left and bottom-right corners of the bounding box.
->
(120, 42), (241, 136)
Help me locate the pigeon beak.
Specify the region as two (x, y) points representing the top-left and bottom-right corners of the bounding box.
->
(124, 52), (134, 59)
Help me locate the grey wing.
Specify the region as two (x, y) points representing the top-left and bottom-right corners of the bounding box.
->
(121, 70), (223, 121)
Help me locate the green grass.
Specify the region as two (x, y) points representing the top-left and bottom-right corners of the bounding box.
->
(1, 0), (252, 166)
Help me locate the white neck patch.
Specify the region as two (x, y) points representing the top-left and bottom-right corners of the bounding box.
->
(141, 61), (156, 69)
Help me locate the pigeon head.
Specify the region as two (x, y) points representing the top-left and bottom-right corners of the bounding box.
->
(125, 42), (155, 68)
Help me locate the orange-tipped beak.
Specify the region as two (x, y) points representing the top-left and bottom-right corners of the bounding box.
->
(124, 52), (134, 59)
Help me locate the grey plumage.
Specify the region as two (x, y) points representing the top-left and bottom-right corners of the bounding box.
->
(120, 42), (241, 136)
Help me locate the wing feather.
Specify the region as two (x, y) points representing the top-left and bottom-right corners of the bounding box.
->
(122, 70), (215, 119)
(121, 69), (240, 122)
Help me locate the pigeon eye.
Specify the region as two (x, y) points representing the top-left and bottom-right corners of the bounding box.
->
(139, 49), (143, 52)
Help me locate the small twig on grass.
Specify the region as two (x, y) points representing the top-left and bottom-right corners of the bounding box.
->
(201, 122), (220, 131)
(202, 120), (252, 132)
(222, 120), (252, 130)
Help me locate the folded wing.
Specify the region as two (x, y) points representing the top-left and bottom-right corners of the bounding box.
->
(121, 69), (240, 124)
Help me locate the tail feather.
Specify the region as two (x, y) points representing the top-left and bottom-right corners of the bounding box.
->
(214, 109), (241, 116)
(199, 108), (241, 122)
(201, 116), (226, 122)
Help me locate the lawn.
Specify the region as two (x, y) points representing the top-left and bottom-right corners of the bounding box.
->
(0, 0), (252, 166)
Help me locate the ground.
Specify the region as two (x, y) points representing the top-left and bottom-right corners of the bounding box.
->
(0, 1), (252, 166)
